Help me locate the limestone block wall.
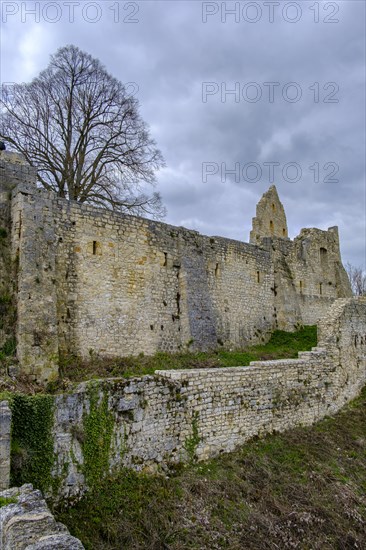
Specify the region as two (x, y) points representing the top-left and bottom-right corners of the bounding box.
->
(0, 152), (38, 190)
(5, 297), (362, 502)
(12, 187), (276, 381)
(51, 355), (324, 500)
(11, 182), (352, 382)
(0, 153), (38, 351)
(266, 227), (352, 331)
(11, 187), (60, 382)
(0, 193), (13, 349)
(0, 151), (352, 381)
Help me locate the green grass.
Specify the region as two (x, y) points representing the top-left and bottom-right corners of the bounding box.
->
(56, 385), (366, 550)
(57, 326), (317, 386)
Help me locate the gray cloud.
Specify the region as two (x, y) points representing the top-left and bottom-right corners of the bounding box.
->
(1, 0), (365, 268)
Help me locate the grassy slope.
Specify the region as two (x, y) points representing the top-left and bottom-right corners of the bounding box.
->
(0, 327), (317, 395)
(58, 326), (317, 384)
(57, 389), (366, 548)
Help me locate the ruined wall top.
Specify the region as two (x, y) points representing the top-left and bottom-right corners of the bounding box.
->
(250, 185), (288, 245)
(0, 151), (37, 194)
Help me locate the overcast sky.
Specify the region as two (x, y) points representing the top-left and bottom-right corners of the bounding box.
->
(1, 0), (365, 268)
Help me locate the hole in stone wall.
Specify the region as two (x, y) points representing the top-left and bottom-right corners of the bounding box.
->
(257, 271), (260, 283)
(18, 213), (22, 238)
(163, 300), (167, 307)
(299, 280), (303, 293)
(272, 203), (276, 212)
(283, 228), (286, 236)
(269, 220), (274, 235)
(163, 252), (168, 266)
(215, 263), (219, 277)
(319, 282), (323, 295)
(161, 325), (164, 331)
(93, 241), (97, 255)
(176, 292), (181, 315)
(150, 324), (154, 330)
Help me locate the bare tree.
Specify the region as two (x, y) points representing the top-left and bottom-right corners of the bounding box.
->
(345, 262), (366, 296)
(0, 45), (166, 218)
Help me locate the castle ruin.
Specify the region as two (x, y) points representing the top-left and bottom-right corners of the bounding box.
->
(0, 151), (352, 382)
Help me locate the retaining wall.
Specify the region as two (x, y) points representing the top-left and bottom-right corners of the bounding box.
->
(3, 297), (362, 502)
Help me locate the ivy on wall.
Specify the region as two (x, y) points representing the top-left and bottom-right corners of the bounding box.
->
(10, 394), (55, 494)
(81, 385), (114, 487)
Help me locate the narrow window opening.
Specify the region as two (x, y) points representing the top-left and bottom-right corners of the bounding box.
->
(150, 324), (154, 331)
(163, 252), (168, 266)
(257, 271), (260, 283)
(92, 241), (97, 255)
(299, 280), (303, 293)
(282, 228), (286, 236)
(319, 282), (323, 295)
(176, 292), (181, 315)
(215, 263), (219, 277)
(320, 247), (328, 269)
(272, 203), (276, 212)
(269, 220), (274, 235)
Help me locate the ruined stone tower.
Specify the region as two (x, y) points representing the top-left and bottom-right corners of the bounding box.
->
(250, 185), (288, 244)
(0, 153), (37, 351)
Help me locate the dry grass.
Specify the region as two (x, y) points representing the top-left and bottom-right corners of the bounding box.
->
(57, 386), (366, 550)
(55, 326), (317, 388)
(0, 327), (317, 395)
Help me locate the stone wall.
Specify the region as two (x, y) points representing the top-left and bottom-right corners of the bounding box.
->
(0, 153), (38, 353)
(0, 401), (11, 490)
(4, 297), (362, 502)
(0, 151), (352, 382)
(0, 484), (84, 549)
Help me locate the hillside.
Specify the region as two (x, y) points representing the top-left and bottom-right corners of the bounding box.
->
(57, 386), (366, 549)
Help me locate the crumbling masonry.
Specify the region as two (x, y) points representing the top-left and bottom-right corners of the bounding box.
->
(0, 151), (352, 382)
